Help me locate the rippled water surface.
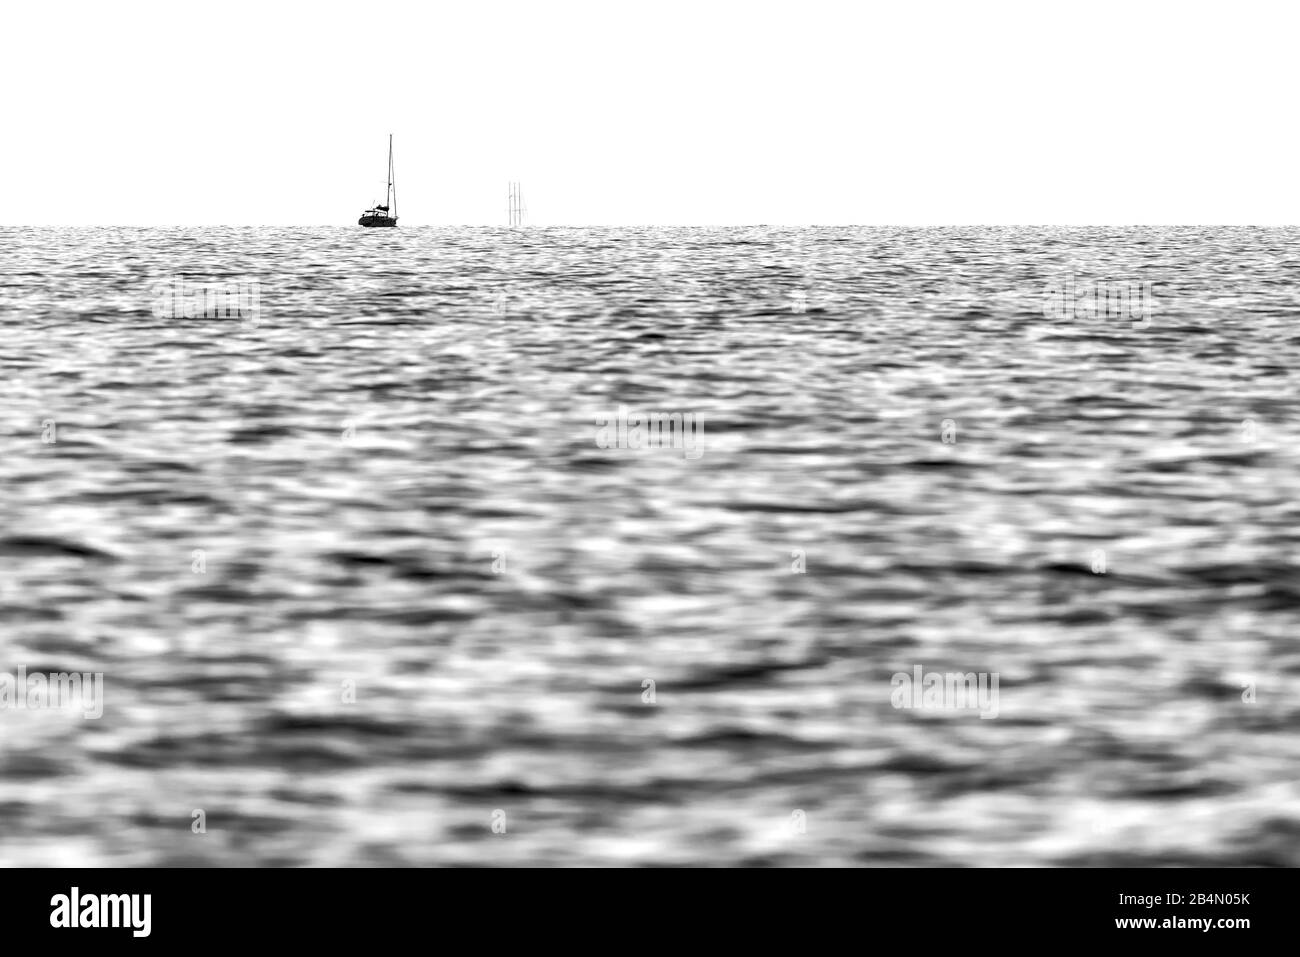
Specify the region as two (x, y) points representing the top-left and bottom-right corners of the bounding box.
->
(1, 226), (1298, 866)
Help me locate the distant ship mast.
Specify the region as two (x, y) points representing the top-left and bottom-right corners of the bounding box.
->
(508, 182), (526, 226)
(387, 134), (397, 219)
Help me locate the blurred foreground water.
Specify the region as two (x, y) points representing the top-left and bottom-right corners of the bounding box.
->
(0, 226), (1297, 866)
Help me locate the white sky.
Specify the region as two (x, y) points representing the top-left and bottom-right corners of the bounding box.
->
(1, 0), (1295, 225)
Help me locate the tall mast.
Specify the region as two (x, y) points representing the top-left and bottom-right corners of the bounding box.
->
(387, 134), (395, 215)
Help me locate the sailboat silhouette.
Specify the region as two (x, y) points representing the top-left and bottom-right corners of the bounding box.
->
(358, 135), (398, 227)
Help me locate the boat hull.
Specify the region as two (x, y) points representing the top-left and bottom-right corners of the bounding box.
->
(358, 215), (397, 227)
